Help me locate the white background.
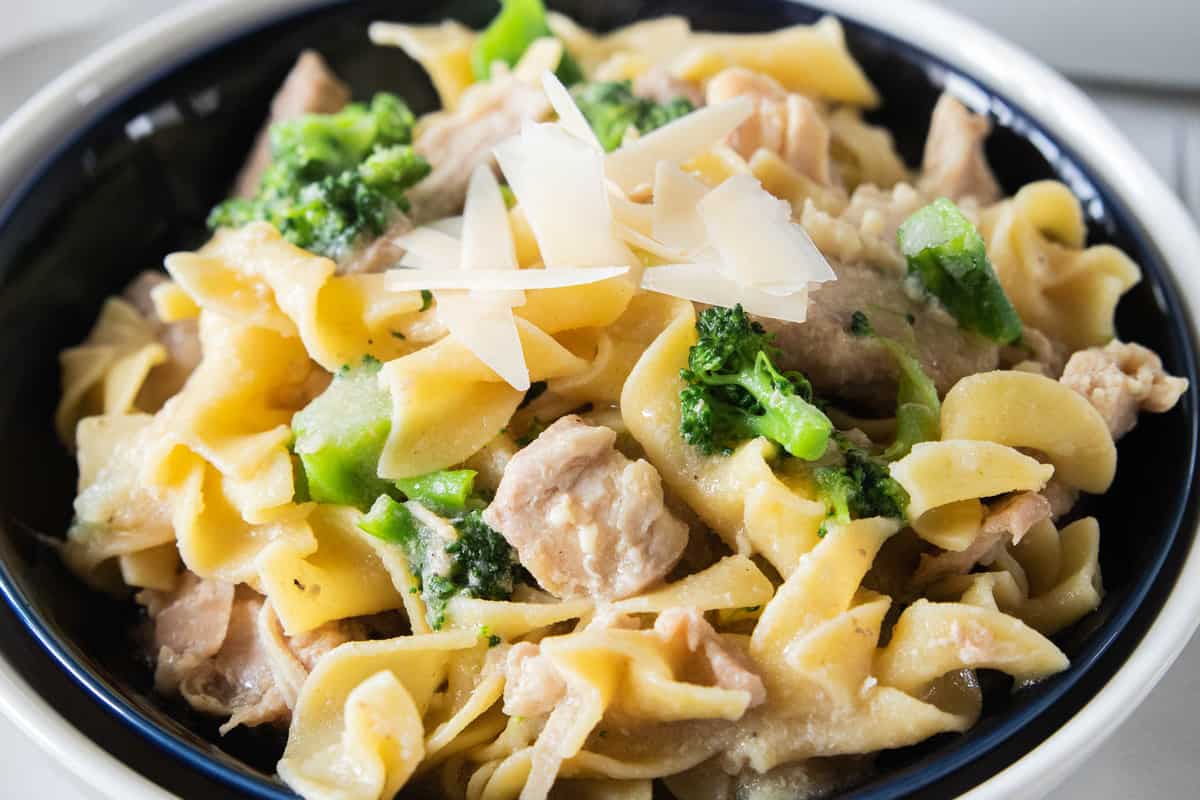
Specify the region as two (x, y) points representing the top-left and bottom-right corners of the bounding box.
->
(0, 0), (1196, 797)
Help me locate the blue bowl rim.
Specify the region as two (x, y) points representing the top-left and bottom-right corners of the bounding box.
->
(0, 1), (1194, 798)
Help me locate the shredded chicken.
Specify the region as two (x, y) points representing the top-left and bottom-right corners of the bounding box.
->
(140, 572), (362, 733)
(1060, 340), (1189, 439)
(407, 73), (550, 223)
(1040, 479), (1079, 521)
(918, 93), (1000, 204)
(633, 66), (705, 108)
(121, 271), (202, 412)
(503, 642), (567, 717)
(753, 261), (999, 413)
(706, 67), (834, 186)
(233, 51), (351, 200)
(914, 492), (1051, 587)
(654, 608), (767, 707)
(483, 415), (689, 601)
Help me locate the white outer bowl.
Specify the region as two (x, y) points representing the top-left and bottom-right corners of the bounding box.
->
(0, 1), (1196, 798)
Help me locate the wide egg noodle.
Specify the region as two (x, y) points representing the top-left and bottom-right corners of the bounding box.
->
(980, 180), (1141, 350)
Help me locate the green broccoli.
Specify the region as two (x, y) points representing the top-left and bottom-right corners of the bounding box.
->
(472, 0), (583, 85)
(573, 81), (695, 151)
(209, 93), (430, 260)
(679, 305), (832, 460)
(291, 356), (394, 510)
(897, 198), (1022, 344)
(358, 494), (520, 629)
(813, 436), (910, 535)
(394, 469), (478, 516)
(848, 311), (940, 460)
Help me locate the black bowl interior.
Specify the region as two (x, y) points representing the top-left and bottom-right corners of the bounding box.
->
(0, 1), (1195, 798)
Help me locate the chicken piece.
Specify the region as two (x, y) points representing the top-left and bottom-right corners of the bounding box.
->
(233, 51), (351, 199)
(654, 608), (766, 707)
(918, 93), (1001, 204)
(633, 66), (705, 108)
(338, 213), (414, 275)
(754, 261), (999, 413)
(705, 67), (833, 186)
(141, 572), (362, 733)
(483, 416), (688, 601)
(914, 491), (1051, 587)
(406, 74), (550, 223)
(1040, 479), (1079, 520)
(1060, 340), (1189, 439)
(122, 271), (202, 411)
(502, 642), (567, 717)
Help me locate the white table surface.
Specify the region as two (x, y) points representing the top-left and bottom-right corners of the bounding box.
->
(0, 1), (1197, 798)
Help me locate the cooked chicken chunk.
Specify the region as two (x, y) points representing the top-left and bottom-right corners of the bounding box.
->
(141, 572), (361, 733)
(914, 491), (1051, 587)
(755, 262), (999, 413)
(706, 67), (833, 185)
(918, 93), (1001, 204)
(654, 608), (767, 707)
(483, 415), (689, 601)
(502, 642), (567, 717)
(233, 50), (351, 200)
(1060, 340), (1188, 439)
(406, 73), (549, 223)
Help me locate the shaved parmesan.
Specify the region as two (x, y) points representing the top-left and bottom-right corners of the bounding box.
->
(541, 71), (602, 150)
(426, 216), (464, 237)
(698, 174), (835, 294)
(651, 161), (709, 253)
(607, 187), (653, 235)
(383, 266), (628, 292)
(604, 96), (753, 192)
(437, 296), (530, 391)
(615, 225), (691, 263)
(395, 227), (462, 271)
(462, 166), (522, 307)
(641, 263), (811, 323)
(494, 122), (634, 268)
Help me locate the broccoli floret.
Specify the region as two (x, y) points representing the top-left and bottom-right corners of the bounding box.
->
(897, 198), (1022, 344)
(209, 93), (430, 260)
(813, 437), (910, 535)
(573, 81), (695, 151)
(291, 356), (394, 510)
(359, 494), (519, 629)
(847, 311), (940, 460)
(471, 0), (583, 85)
(679, 305), (832, 460)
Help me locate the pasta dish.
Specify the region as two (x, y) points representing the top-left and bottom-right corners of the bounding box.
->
(52, 2), (1189, 798)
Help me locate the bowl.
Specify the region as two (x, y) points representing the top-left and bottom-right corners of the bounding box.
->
(0, 1), (1196, 798)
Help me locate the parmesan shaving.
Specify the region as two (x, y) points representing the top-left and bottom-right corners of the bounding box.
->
(641, 263), (810, 323)
(494, 122), (635, 268)
(541, 71), (602, 150)
(462, 166), (522, 307)
(437, 296), (530, 391)
(616, 225), (692, 263)
(604, 96), (753, 192)
(651, 161), (709, 253)
(698, 174), (835, 294)
(383, 266), (628, 292)
(395, 227), (462, 270)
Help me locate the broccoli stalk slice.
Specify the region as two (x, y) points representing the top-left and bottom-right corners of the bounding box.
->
(292, 356), (394, 511)
(679, 305), (832, 460)
(209, 93), (430, 260)
(572, 81), (695, 151)
(897, 198), (1023, 344)
(848, 311), (940, 460)
(358, 494), (519, 630)
(395, 470), (478, 516)
(471, 0), (583, 84)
